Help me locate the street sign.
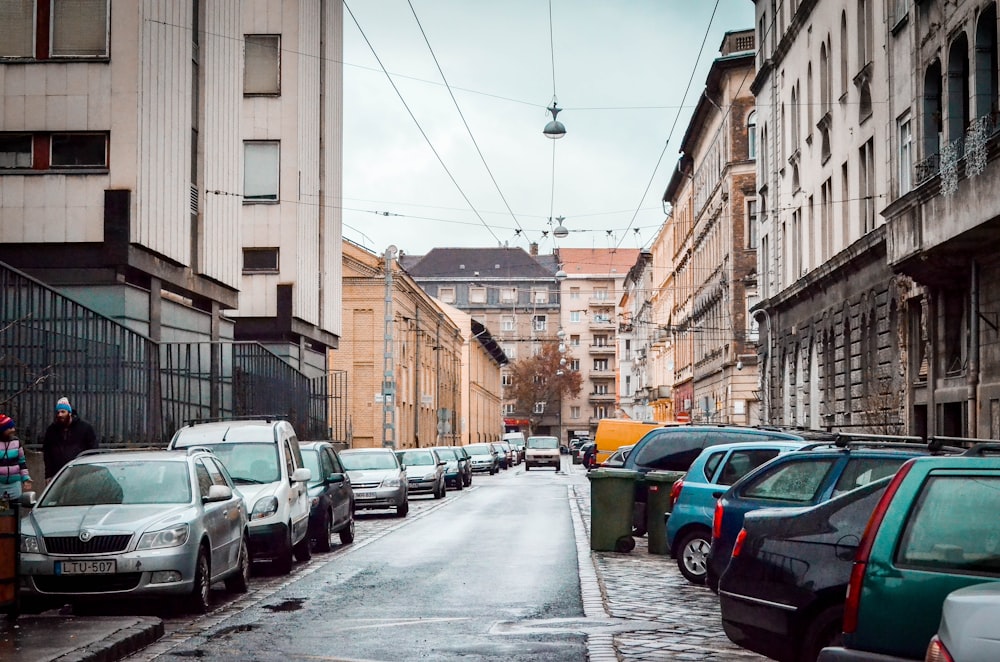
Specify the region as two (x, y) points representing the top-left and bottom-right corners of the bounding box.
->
(675, 411), (691, 424)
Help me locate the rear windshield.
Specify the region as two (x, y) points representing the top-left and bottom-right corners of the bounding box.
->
(741, 458), (836, 502)
(895, 475), (1000, 575)
(434, 448), (457, 460)
(527, 437), (559, 450)
(465, 445), (491, 456)
(340, 452), (397, 471)
(398, 450), (435, 466)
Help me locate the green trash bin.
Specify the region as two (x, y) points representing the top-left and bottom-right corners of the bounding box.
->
(645, 470), (686, 556)
(587, 468), (639, 552)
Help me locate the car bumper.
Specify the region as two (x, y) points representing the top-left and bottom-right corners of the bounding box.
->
(526, 455), (561, 468)
(817, 648), (913, 662)
(407, 478), (438, 494)
(719, 591), (797, 661)
(20, 544), (200, 599)
(247, 520), (291, 562)
(352, 486), (405, 510)
(469, 461), (494, 473)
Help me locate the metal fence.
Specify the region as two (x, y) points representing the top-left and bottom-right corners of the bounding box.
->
(0, 262), (339, 448)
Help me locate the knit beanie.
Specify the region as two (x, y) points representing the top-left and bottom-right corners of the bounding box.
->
(0, 415), (14, 433)
(56, 397), (72, 413)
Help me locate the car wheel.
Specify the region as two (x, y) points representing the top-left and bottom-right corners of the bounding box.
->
(273, 528), (293, 574)
(524, 463), (530, 471)
(186, 547), (211, 614)
(489, 466), (496, 475)
(676, 529), (711, 585)
(397, 500), (409, 517)
(799, 605), (844, 662)
(293, 527), (312, 562)
(464, 473), (472, 487)
(339, 517), (355, 545)
(224, 535), (250, 593)
(434, 479), (445, 499)
(314, 510), (333, 553)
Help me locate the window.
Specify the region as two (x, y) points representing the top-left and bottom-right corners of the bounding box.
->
(570, 406), (580, 419)
(594, 405), (608, 419)
(502, 344), (516, 360)
(0, 134), (32, 168)
(469, 287), (486, 304)
(501, 373), (512, 386)
(747, 294), (760, 342)
(569, 359), (580, 371)
(898, 113), (913, 195)
(570, 311), (581, 323)
(532, 288), (548, 304)
(0, 0), (109, 59)
(437, 287), (456, 304)
(503, 403), (515, 415)
(502, 316), (515, 332)
(742, 458), (836, 502)
(533, 402), (546, 414)
(717, 449), (781, 486)
(244, 35), (280, 95)
(747, 199), (758, 249)
(51, 134), (107, 167)
(832, 457), (908, 496)
(243, 248), (279, 272)
(593, 334), (609, 347)
(570, 335), (580, 346)
(244, 141), (279, 202)
(747, 111), (757, 159)
(570, 287), (581, 300)
(593, 287), (609, 301)
(533, 315), (547, 332)
(594, 359), (609, 372)
(500, 287), (516, 303)
(859, 139), (875, 234)
(594, 384), (609, 395)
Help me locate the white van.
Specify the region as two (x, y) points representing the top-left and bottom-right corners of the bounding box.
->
(168, 418), (312, 574)
(524, 435), (562, 471)
(502, 431), (526, 463)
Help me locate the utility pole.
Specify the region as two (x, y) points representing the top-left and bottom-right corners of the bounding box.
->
(382, 246), (397, 449)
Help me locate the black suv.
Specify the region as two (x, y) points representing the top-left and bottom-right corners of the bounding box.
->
(621, 425), (809, 535)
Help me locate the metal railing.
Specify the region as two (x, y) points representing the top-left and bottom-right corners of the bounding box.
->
(0, 262), (337, 447)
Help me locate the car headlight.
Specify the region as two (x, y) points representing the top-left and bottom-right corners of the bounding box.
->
(422, 471), (437, 480)
(381, 477), (401, 488)
(251, 495), (279, 520)
(137, 524), (190, 550)
(21, 535), (39, 553)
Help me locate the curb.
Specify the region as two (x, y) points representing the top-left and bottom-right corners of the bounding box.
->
(53, 617), (164, 662)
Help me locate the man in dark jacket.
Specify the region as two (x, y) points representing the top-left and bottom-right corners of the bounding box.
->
(42, 396), (98, 482)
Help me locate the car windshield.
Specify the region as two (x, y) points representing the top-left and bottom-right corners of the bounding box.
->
(340, 451), (397, 471)
(398, 450), (435, 466)
(465, 445), (491, 456)
(42, 461), (191, 506)
(434, 448), (457, 460)
(527, 437), (559, 450)
(195, 442), (280, 484)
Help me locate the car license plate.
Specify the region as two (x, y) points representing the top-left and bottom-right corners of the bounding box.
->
(56, 560), (116, 575)
(356, 491), (376, 500)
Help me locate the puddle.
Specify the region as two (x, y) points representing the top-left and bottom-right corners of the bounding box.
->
(263, 598), (305, 612)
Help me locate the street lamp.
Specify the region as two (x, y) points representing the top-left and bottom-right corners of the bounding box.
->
(543, 102), (566, 139)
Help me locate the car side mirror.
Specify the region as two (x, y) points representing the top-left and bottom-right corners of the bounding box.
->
(291, 467), (311, 483)
(327, 472), (345, 484)
(438, 461), (447, 467)
(19, 491), (37, 507)
(205, 484), (234, 502)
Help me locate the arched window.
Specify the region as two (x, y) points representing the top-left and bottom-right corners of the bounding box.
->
(947, 33), (970, 141)
(748, 111), (758, 159)
(923, 60), (943, 159)
(840, 12), (849, 96)
(820, 42), (830, 113)
(974, 5), (998, 120)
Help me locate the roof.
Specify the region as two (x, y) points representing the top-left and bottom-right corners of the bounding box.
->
(402, 247), (554, 279)
(557, 248), (640, 277)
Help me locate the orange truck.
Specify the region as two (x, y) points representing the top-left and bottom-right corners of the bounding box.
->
(593, 419), (668, 463)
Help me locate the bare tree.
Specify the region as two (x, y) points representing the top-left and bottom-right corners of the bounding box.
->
(506, 343), (583, 433)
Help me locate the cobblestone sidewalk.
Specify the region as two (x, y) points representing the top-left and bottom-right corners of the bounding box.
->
(570, 478), (767, 662)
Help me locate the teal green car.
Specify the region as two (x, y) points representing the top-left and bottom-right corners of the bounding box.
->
(818, 444), (1000, 661)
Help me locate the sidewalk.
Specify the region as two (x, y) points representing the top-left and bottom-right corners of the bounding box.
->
(0, 614), (163, 662)
(568, 462), (766, 661)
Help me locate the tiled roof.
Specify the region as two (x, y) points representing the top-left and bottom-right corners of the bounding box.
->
(557, 248), (640, 276)
(401, 247), (554, 279)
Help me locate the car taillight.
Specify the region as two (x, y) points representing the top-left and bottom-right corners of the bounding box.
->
(669, 480), (684, 509)
(924, 636), (954, 662)
(843, 459), (914, 634)
(712, 499), (724, 540)
(731, 528), (747, 558)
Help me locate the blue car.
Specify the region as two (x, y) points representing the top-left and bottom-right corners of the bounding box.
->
(705, 437), (954, 592)
(665, 439), (807, 584)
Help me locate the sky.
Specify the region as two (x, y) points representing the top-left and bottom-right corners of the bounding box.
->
(341, 0), (755, 258)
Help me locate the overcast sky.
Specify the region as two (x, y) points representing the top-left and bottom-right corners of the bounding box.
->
(341, 0), (755, 258)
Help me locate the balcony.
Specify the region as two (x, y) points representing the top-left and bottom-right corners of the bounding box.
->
(588, 392), (616, 403)
(588, 297), (613, 307)
(589, 318), (616, 331)
(588, 344), (615, 355)
(589, 369), (614, 379)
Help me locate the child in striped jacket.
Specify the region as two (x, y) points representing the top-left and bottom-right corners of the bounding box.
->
(0, 414), (32, 500)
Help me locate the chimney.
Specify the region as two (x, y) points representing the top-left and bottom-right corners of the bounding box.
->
(530, 242), (538, 256)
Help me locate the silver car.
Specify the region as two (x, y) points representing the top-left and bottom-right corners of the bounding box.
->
(339, 448), (409, 517)
(19, 448), (250, 613)
(396, 448), (446, 499)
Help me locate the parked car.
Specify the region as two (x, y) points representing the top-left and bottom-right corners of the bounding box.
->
(623, 425), (810, 536)
(431, 446), (466, 490)
(818, 443), (1000, 661)
(395, 448), (447, 499)
(19, 448), (250, 613)
(925, 582), (1000, 662)
(452, 445), (473, 486)
(168, 418), (312, 574)
(503, 432), (526, 463)
(490, 442), (511, 470)
(339, 448), (409, 517)
(598, 444), (634, 468)
(465, 443), (499, 474)
(706, 436), (949, 592)
(665, 439), (807, 584)
(718, 476), (893, 662)
(299, 442), (355, 552)
(524, 435), (562, 471)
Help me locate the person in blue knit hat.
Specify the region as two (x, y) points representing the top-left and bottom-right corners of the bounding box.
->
(0, 414), (32, 500)
(42, 396), (98, 484)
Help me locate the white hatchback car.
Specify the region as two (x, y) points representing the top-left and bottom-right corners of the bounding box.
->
(168, 418), (312, 574)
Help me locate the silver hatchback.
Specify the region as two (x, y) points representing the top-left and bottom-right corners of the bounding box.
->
(339, 448), (409, 517)
(19, 448), (250, 613)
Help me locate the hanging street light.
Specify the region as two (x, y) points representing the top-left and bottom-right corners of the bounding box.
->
(553, 215), (569, 238)
(543, 101), (566, 139)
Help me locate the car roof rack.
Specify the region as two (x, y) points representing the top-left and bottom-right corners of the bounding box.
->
(958, 441), (1000, 456)
(181, 414), (288, 427)
(798, 432), (966, 455)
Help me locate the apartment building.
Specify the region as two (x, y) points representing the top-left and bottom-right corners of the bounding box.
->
(0, 0), (342, 380)
(336, 241), (469, 449)
(620, 250), (655, 421)
(651, 29), (759, 425)
(557, 248), (640, 436)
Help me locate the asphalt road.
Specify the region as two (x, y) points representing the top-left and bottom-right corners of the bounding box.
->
(124, 458), (587, 661)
